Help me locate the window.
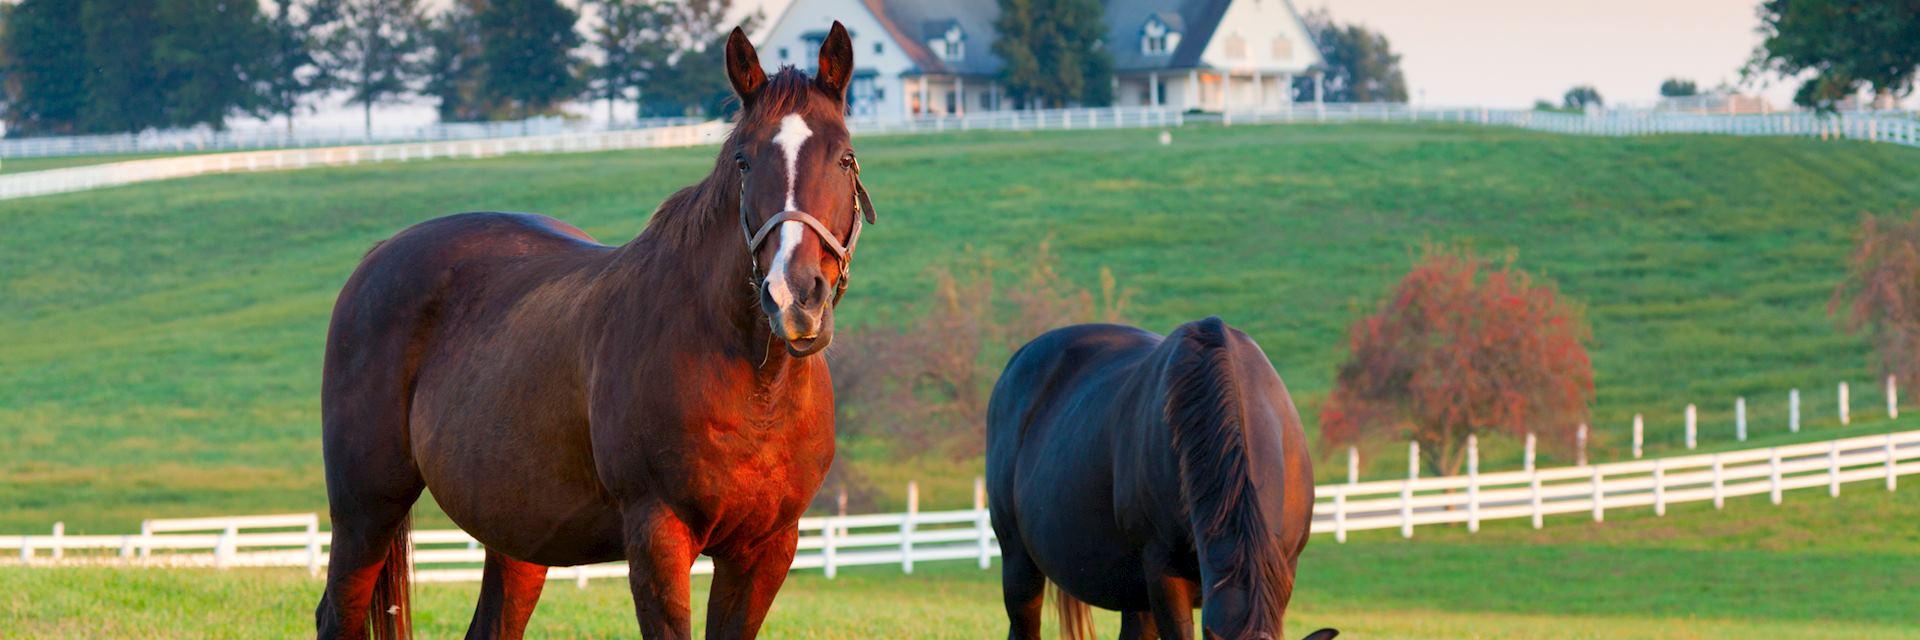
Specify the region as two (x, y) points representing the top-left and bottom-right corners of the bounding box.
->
(946, 91), (957, 114)
(981, 91), (993, 109)
(779, 47), (790, 60)
(928, 24), (966, 61)
(1141, 17), (1179, 56)
(1224, 33), (1246, 60)
(875, 42), (884, 55)
(1271, 36), (1292, 60)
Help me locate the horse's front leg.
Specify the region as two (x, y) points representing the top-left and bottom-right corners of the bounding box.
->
(624, 505), (698, 640)
(704, 528), (799, 639)
(1144, 551), (1198, 640)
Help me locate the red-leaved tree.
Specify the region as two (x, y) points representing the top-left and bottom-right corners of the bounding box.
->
(1322, 248), (1594, 476)
(1830, 212), (1920, 401)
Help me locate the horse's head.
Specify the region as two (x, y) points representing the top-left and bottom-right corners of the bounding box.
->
(723, 22), (874, 357)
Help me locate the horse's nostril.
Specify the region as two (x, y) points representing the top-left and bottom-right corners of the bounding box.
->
(808, 276), (830, 305)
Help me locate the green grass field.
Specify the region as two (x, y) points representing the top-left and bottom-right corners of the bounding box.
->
(4, 122), (1920, 531)
(6, 486), (1916, 638)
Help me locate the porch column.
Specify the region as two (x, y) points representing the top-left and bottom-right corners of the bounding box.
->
(921, 76), (932, 117)
(991, 81), (1001, 111)
(1281, 72), (1294, 106)
(1188, 69), (1199, 110)
(1111, 75), (1120, 105)
(902, 77), (913, 119)
(956, 76), (966, 116)
(1313, 71), (1325, 111)
(1149, 71), (1160, 106)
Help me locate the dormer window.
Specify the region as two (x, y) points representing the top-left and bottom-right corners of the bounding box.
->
(928, 23), (965, 61)
(1141, 15), (1181, 56)
(1224, 33), (1246, 60)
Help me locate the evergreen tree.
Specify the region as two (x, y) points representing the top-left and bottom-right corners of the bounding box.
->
(261, 0), (342, 134)
(327, 0), (424, 137)
(581, 0), (670, 122)
(80, 0), (166, 132)
(992, 0), (1112, 109)
(1659, 77), (1698, 98)
(1, 0), (87, 135)
(420, 2), (492, 121)
(477, 0), (582, 120)
(153, 0), (273, 130)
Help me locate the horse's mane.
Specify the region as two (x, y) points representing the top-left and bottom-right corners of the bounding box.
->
(1164, 316), (1288, 634)
(641, 68), (833, 249)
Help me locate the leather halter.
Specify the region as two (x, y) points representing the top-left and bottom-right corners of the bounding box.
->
(740, 157), (876, 305)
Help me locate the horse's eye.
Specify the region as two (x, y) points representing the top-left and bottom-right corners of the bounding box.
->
(840, 152), (856, 170)
(735, 153), (749, 172)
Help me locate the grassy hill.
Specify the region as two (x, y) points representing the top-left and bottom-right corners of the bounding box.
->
(4, 123), (1920, 530)
(7, 486), (1916, 638)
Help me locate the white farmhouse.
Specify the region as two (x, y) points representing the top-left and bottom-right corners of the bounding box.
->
(756, 0), (1325, 120)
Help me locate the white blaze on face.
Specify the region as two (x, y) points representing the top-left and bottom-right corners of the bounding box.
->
(764, 113), (815, 310)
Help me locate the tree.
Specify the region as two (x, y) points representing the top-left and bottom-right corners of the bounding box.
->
(477, 0), (582, 121)
(1659, 77), (1698, 97)
(152, 0), (274, 130)
(638, 1), (757, 118)
(581, 0), (670, 122)
(1749, 0), (1920, 109)
(1322, 248), (1594, 477)
(1831, 212), (1920, 402)
(327, 0), (424, 137)
(261, 0), (341, 134)
(1, 0), (88, 135)
(419, 2), (493, 121)
(1562, 84), (1602, 110)
(992, 0), (1113, 109)
(80, 0), (166, 133)
(1298, 9), (1407, 103)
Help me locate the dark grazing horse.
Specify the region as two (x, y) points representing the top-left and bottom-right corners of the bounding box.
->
(315, 25), (874, 640)
(986, 318), (1337, 640)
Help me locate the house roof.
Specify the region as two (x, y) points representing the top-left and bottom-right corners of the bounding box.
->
(861, 0), (1002, 76)
(851, 0), (1312, 76)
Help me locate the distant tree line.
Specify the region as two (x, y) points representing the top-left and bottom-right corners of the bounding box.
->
(0, 0), (757, 137)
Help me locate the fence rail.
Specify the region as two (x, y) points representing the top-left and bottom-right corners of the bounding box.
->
(6, 427), (1915, 585)
(0, 116), (709, 159)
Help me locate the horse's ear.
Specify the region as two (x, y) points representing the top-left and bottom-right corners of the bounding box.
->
(1300, 629), (1340, 640)
(815, 21), (854, 100)
(725, 27), (767, 107)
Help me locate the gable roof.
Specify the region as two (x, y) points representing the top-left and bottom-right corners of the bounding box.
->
(861, 0), (1001, 76)
(838, 0), (1315, 75)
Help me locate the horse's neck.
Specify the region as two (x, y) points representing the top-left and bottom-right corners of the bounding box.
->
(594, 176), (778, 365)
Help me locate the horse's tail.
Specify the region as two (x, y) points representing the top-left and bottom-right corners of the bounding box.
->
(1049, 580), (1094, 640)
(369, 512), (414, 640)
(1165, 317), (1287, 630)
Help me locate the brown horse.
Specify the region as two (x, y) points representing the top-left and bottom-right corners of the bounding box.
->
(986, 318), (1336, 640)
(315, 25), (873, 640)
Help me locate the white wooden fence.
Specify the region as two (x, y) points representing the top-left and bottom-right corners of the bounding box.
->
(1218, 103), (1920, 148)
(0, 121), (728, 201)
(0, 116), (709, 159)
(6, 427), (1916, 585)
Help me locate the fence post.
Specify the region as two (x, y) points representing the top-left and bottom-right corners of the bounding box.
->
(1529, 459), (1543, 529)
(51, 522), (63, 561)
(1686, 404), (1697, 449)
(1653, 461), (1666, 516)
(1712, 454), (1725, 509)
(1524, 433), (1536, 472)
(975, 477), (992, 570)
(1840, 382), (1851, 425)
(140, 520), (153, 559)
(306, 516), (321, 577)
(1889, 375), (1899, 419)
(1829, 439), (1842, 497)
(1467, 435), (1480, 533)
(1401, 441), (1418, 539)
(1888, 433), (1899, 492)
(1770, 449), (1783, 505)
(822, 517), (838, 579)
(1337, 446), (1356, 543)
(1633, 414), (1644, 459)
(1737, 397), (1747, 441)
(1577, 423), (1588, 466)
(216, 525), (236, 569)
(901, 481), (918, 574)
(1791, 389), (1801, 432)
(19, 536), (30, 563)
(1590, 467), (1605, 522)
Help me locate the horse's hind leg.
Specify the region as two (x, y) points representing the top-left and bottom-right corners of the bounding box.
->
(1118, 612), (1159, 640)
(316, 371), (425, 639)
(464, 549), (549, 639)
(997, 535), (1045, 640)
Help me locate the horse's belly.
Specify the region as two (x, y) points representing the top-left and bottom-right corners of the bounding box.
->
(1016, 468), (1152, 611)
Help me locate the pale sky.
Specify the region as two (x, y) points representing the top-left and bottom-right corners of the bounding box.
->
(742, 0), (1860, 110)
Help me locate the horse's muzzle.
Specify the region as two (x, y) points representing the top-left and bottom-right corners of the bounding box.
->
(761, 278), (833, 357)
